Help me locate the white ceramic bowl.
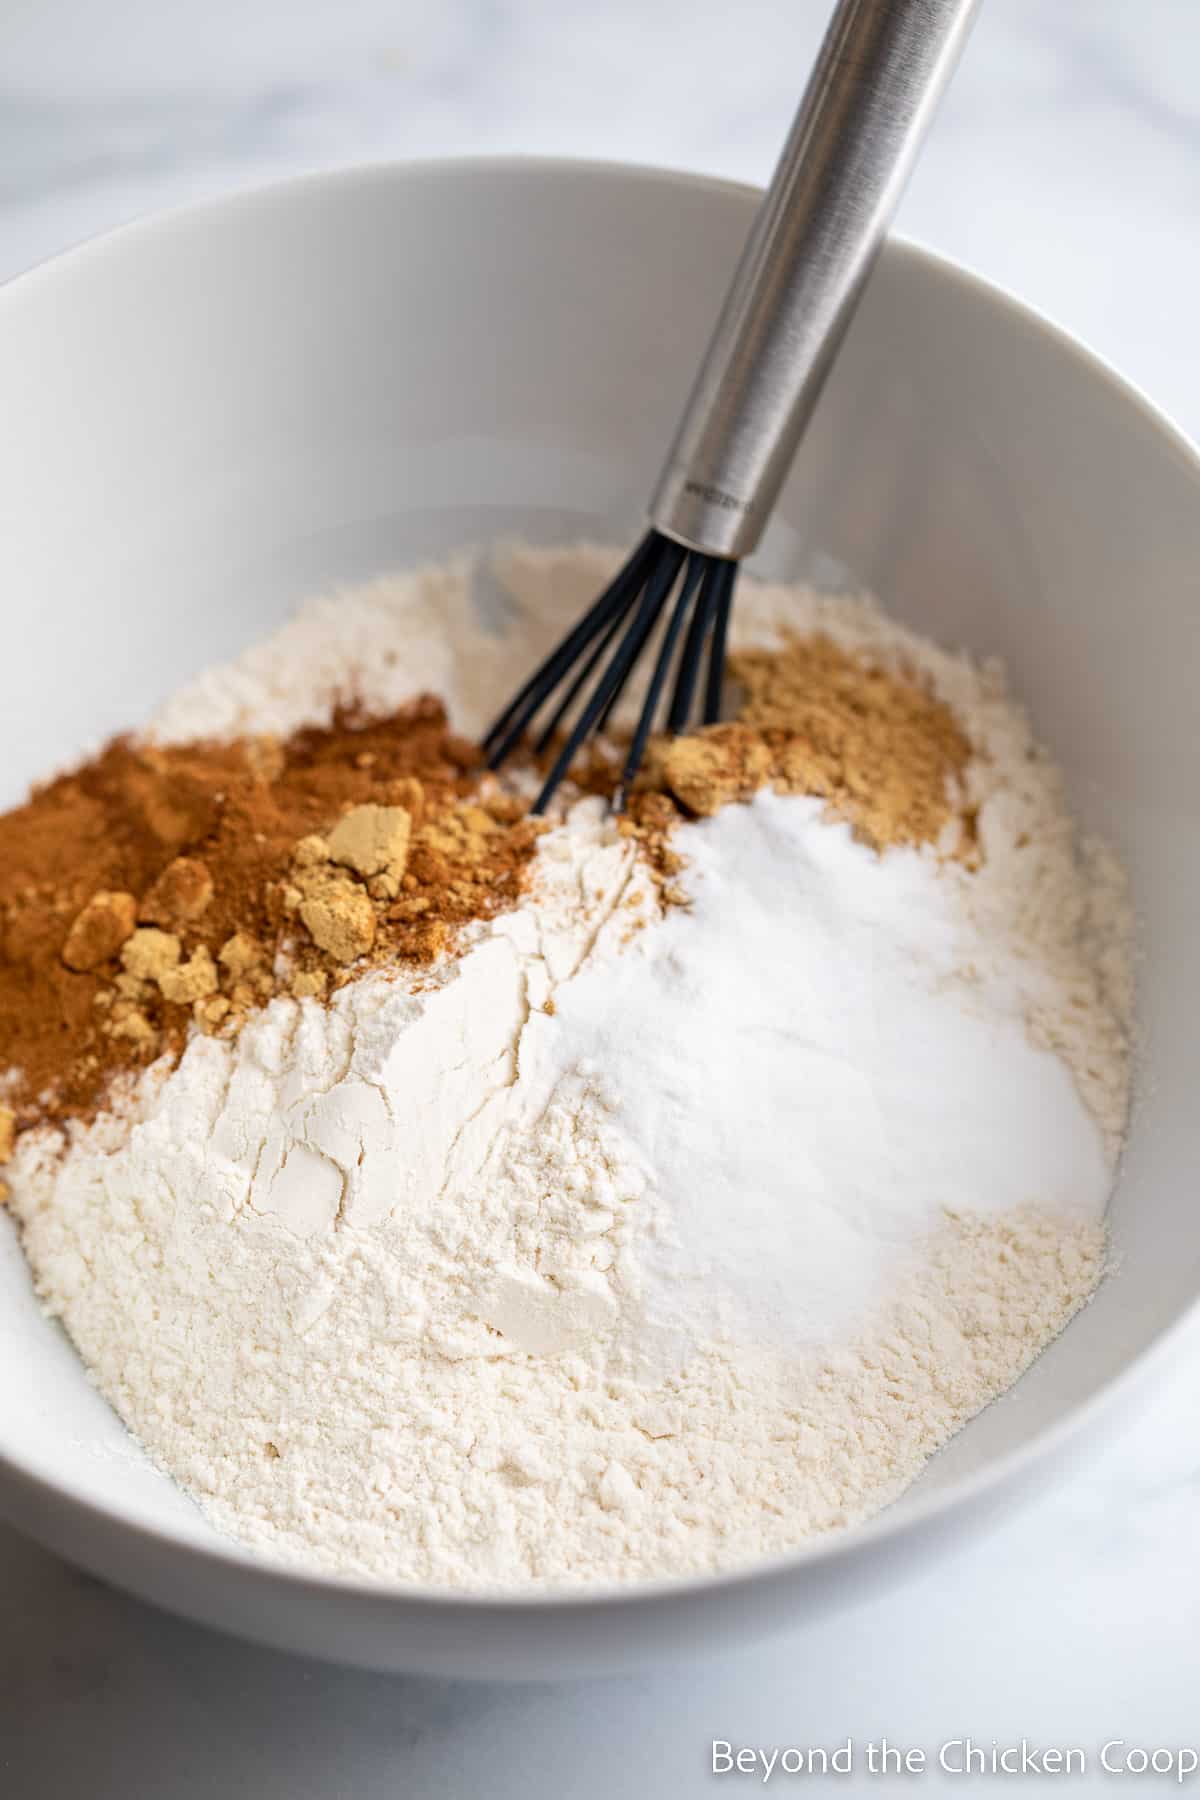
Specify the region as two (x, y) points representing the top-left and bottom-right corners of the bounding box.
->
(1, 159), (1198, 1681)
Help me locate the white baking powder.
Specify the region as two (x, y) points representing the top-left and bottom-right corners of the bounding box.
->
(7, 544), (1132, 1588)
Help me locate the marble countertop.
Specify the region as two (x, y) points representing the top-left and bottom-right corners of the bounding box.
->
(3, 2), (1199, 1793)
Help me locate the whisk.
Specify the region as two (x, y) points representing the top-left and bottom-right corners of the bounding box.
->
(484, 0), (979, 813)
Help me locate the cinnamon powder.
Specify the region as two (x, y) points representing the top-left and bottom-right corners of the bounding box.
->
(0, 698), (538, 1135)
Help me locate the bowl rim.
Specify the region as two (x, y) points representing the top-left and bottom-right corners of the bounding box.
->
(2, 150), (1199, 1620)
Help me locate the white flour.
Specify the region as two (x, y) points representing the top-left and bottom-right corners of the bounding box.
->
(7, 544), (1133, 1589)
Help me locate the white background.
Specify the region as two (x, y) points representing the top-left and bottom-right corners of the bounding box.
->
(3, 2), (1200, 1793)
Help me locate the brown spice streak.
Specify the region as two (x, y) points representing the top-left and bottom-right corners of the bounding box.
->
(0, 698), (539, 1133)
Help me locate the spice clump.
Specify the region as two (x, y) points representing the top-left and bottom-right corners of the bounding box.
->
(61, 890), (139, 972)
(0, 698), (539, 1136)
(327, 804), (412, 886)
(288, 836), (379, 965)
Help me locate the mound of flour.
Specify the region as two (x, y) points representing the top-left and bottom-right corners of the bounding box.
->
(7, 544), (1133, 1588)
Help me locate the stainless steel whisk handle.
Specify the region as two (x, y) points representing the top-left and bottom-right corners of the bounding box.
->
(649, 0), (980, 562)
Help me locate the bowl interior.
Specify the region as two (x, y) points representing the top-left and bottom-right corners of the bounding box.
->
(2, 160), (1199, 1605)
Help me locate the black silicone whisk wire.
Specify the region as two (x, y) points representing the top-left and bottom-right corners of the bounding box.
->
(482, 531), (737, 814)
